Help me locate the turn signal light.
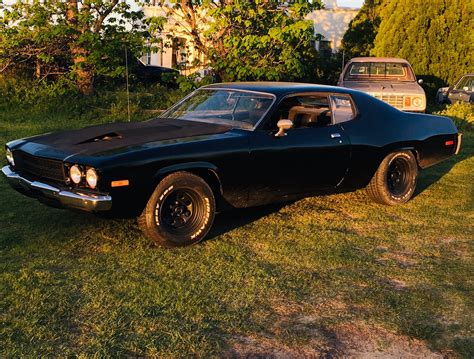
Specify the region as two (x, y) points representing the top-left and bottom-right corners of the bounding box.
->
(404, 97), (411, 107)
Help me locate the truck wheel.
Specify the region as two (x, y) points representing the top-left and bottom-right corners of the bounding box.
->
(366, 151), (418, 205)
(138, 171), (215, 247)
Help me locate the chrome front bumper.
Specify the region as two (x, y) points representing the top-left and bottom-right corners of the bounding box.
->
(1, 165), (112, 212)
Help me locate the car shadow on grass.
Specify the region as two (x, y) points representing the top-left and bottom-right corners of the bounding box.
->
(206, 202), (291, 241)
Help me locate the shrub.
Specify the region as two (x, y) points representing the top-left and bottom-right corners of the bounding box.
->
(434, 102), (474, 131)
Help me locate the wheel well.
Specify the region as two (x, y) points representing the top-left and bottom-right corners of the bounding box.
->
(385, 148), (421, 168)
(185, 168), (223, 201)
(410, 149), (421, 168)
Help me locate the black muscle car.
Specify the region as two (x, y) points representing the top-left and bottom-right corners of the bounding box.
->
(2, 82), (462, 247)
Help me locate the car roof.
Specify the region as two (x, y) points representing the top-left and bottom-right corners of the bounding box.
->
(347, 57), (410, 64)
(202, 82), (353, 96)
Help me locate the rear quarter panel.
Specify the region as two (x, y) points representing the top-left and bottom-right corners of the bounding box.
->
(340, 91), (458, 189)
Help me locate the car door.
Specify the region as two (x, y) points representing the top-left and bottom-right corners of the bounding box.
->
(448, 76), (469, 103)
(247, 93), (353, 206)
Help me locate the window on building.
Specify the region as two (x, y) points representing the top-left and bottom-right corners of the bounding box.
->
(172, 37), (187, 69)
(318, 40), (332, 57)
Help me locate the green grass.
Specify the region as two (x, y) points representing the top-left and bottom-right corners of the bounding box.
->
(0, 104), (473, 357)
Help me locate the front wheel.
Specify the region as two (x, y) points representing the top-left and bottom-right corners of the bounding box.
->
(366, 151), (418, 205)
(138, 171), (216, 247)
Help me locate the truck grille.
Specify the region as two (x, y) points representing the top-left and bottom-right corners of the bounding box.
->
(374, 94), (404, 109)
(13, 151), (65, 182)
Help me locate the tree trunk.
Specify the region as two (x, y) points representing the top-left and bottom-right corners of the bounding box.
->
(67, 0), (94, 95)
(35, 59), (41, 79)
(73, 49), (94, 95)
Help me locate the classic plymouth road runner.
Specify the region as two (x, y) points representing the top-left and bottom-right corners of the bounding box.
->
(3, 82), (461, 247)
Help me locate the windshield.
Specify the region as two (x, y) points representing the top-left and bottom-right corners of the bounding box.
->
(160, 89), (275, 130)
(344, 62), (415, 81)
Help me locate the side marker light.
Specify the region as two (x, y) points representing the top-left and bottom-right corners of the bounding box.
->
(111, 180), (129, 187)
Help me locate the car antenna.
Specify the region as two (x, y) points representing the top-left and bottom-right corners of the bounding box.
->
(125, 46), (131, 122)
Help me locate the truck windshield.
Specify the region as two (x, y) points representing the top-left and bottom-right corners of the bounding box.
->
(344, 62), (415, 81)
(160, 89), (275, 130)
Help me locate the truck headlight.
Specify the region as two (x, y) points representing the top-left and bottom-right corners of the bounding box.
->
(412, 97), (422, 107)
(6, 148), (14, 166)
(85, 168), (98, 189)
(70, 165), (83, 184)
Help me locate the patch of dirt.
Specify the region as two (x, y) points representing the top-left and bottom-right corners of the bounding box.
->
(225, 298), (443, 358)
(226, 322), (442, 359)
(224, 335), (330, 358)
(334, 322), (443, 358)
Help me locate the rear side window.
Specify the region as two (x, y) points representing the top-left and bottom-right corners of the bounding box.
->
(330, 94), (357, 124)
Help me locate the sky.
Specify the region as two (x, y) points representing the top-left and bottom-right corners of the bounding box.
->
(337, 0), (364, 8)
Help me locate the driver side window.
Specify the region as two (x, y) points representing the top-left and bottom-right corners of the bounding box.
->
(267, 94), (332, 130)
(265, 93), (356, 130)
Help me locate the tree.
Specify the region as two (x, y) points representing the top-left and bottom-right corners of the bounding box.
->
(155, 0), (323, 82)
(0, 0), (159, 94)
(371, 0), (473, 87)
(340, 0), (385, 58)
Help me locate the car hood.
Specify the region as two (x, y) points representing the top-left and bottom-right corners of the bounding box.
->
(342, 81), (425, 96)
(11, 118), (232, 158)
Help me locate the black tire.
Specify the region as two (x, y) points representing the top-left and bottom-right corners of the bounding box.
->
(138, 171), (216, 247)
(366, 151), (418, 205)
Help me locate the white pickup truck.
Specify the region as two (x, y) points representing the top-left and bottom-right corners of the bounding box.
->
(338, 57), (426, 113)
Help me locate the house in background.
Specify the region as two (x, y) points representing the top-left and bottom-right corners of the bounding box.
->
(140, 0), (360, 74)
(307, 0), (359, 55)
(139, 5), (206, 75)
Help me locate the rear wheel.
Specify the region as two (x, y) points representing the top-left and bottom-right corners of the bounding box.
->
(366, 151), (418, 205)
(138, 171), (216, 247)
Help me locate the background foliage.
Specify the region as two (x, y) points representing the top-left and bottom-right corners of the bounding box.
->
(1, 0), (473, 108)
(340, 0), (383, 59)
(342, 0), (474, 97)
(371, 0), (473, 86)
(155, 0), (323, 82)
(0, 0), (158, 94)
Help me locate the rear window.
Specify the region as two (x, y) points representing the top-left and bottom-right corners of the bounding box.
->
(344, 62), (415, 81)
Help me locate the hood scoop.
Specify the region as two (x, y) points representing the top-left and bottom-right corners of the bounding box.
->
(78, 132), (123, 144)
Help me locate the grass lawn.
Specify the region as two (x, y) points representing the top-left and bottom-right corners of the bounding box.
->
(0, 104), (472, 357)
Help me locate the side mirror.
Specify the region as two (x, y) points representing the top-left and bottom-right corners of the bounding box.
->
(418, 78), (424, 85)
(275, 119), (293, 137)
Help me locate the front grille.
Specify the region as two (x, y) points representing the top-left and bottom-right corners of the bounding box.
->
(13, 151), (65, 182)
(374, 94), (404, 109)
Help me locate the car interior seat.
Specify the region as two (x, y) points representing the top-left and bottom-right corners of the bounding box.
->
(288, 106), (332, 128)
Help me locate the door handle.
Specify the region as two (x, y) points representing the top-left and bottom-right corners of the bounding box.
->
(331, 133), (341, 139)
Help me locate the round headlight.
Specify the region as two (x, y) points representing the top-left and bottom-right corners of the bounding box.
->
(413, 97), (422, 107)
(70, 165), (82, 184)
(85, 168), (98, 189)
(6, 148), (14, 166)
